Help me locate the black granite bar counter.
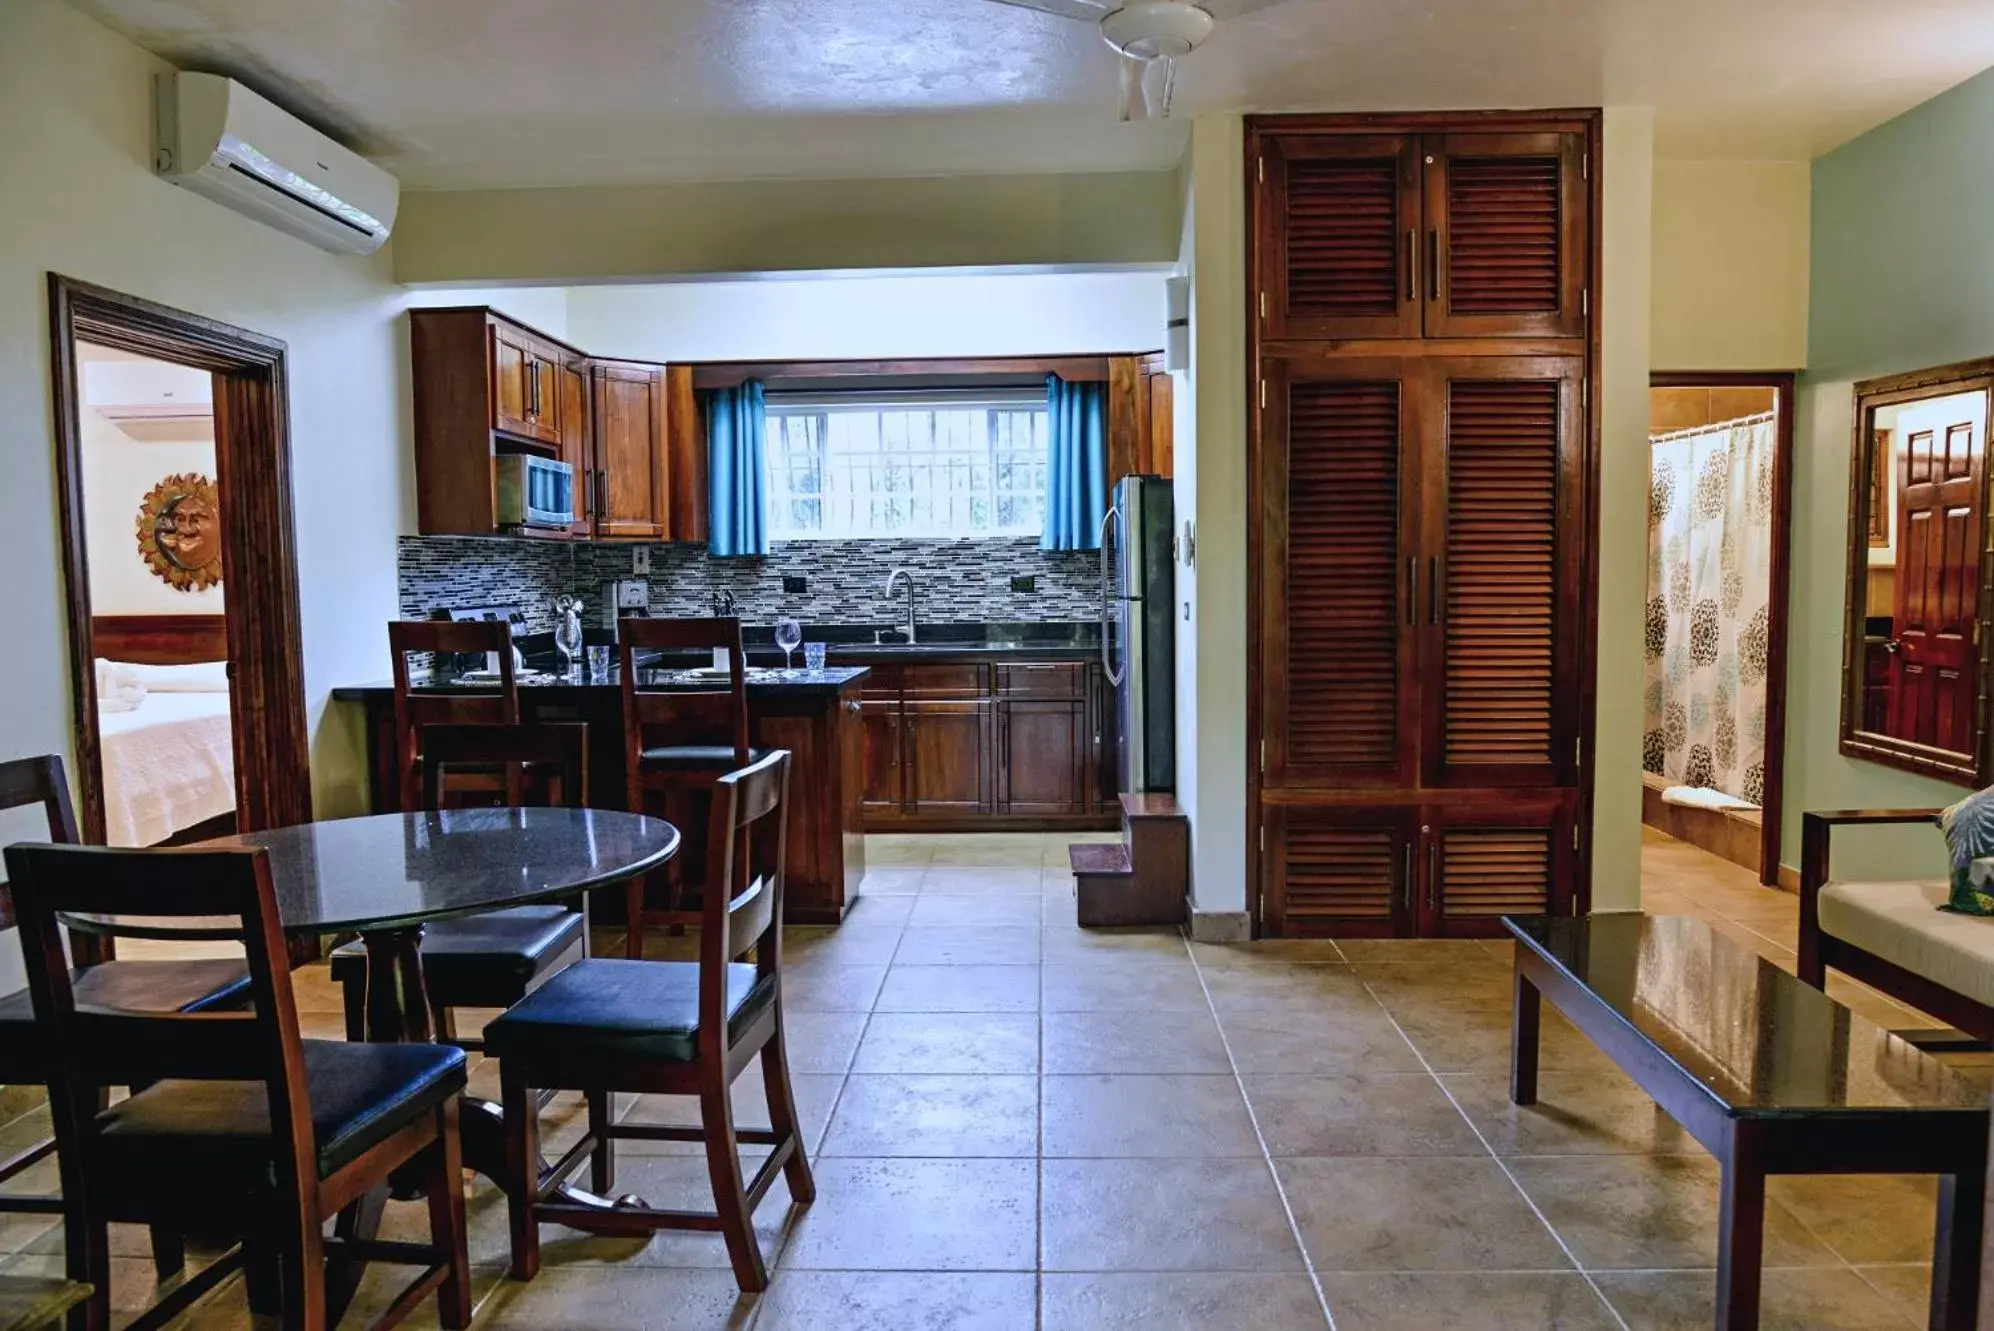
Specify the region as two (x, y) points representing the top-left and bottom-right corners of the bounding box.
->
(329, 664), (869, 703)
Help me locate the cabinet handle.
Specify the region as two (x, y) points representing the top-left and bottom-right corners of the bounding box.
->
(1428, 556), (1440, 626)
(1404, 229), (1416, 304)
(596, 471), (608, 522)
(1426, 836), (1439, 913)
(526, 361), (538, 416)
(1401, 842), (1412, 911)
(1427, 229), (1440, 303)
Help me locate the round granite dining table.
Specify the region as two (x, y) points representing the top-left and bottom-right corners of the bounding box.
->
(63, 807), (682, 1257)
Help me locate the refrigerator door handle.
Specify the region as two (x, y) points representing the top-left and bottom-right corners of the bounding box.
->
(1100, 506), (1125, 686)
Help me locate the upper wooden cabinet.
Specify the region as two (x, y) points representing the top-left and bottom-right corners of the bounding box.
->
(1107, 352), (1175, 484)
(1257, 129), (1588, 342)
(490, 323), (565, 445)
(591, 361), (668, 542)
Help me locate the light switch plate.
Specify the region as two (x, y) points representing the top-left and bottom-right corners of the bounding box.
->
(632, 547), (652, 575)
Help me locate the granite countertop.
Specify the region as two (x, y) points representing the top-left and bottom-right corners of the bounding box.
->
(330, 664), (869, 702)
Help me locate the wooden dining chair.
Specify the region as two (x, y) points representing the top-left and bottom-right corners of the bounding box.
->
(0, 756), (250, 1239)
(485, 750), (813, 1293)
(4, 841), (471, 1331)
(330, 722), (590, 1050)
(389, 619), (520, 810)
(617, 616), (761, 959)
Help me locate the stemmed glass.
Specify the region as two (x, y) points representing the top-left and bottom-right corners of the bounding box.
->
(553, 596), (584, 680)
(775, 617), (803, 673)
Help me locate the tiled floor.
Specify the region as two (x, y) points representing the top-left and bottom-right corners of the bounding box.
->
(0, 826), (1975, 1328)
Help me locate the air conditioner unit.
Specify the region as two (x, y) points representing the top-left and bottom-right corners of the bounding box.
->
(152, 72), (399, 256)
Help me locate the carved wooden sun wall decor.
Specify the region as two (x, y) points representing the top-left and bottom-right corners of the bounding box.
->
(136, 472), (223, 592)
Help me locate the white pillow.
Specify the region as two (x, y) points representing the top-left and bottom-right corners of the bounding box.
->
(94, 659), (145, 714)
(126, 661), (229, 693)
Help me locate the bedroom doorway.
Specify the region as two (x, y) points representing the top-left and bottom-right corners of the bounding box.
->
(48, 276), (310, 850)
(1643, 373), (1796, 886)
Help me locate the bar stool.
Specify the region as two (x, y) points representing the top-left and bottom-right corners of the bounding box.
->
(387, 620), (520, 810)
(618, 616), (762, 959)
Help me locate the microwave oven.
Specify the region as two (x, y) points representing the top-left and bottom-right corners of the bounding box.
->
(495, 454), (575, 530)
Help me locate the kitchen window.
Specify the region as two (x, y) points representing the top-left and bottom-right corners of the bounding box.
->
(764, 389), (1049, 540)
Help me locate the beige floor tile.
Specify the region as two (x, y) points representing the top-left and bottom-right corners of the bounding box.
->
(616, 1072), (843, 1157)
(469, 1267), (756, 1330)
(1041, 959), (1212, 1012)
(1320, 1271), (1620, 1330)
(840, 893), (915, 927)
(1356, 960), (1517, 1009)
(874, 963), (1040, 1013)
(1189, 940), (1348, 968)
(920, 836), (1052, 869)
(777, 1010), (870, 1075)
(821, 1075), (1038, 1157)
(1278, 1156), (1571, 1272)
(1508, 1155), (1837, 1271)
(1198, 963), (1373, 1009)
(906, 894), (1043, 926)
(1042, 1007), (1232, 1074)
(1592, 1267), (1919, 1330)
(856, 866), (926, 895)
(1853, 1263), (1931, 1323)
(1244, 1073), (1484, 1156)
(1043, 1074), (1262, 1158)
(1765, 1173), (1942, 1265)
(864, 836), (935, 868)
(853, 1012), (1040, 1074)
(757, 1271), (1037, 1330)
(1042, 927), (1189, 963)
(1040, 1272), (1328, 1330)
(780, 962), (887, 1013)
(1041, 1158), (1304, 1272)
(784, 923), (904, 965)
(1213, 1002), (1425, 1075)
(527, 1155), (798, 1271)
(779, 1157), (1037, 1271)
(1442, 1071), (1697, 1155)
(893, 925), (1040, 966)
(1390, 998), (1618, 1076)
(1332, 938), (1489, 963)
(921, 867), (1047, 894)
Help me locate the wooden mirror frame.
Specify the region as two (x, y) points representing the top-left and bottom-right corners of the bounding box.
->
(1837, 356), (1994, 787)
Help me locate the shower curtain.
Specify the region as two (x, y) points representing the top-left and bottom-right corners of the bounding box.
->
(1643, 413), (1776, 803)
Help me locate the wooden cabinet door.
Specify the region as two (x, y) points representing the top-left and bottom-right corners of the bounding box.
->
(1259, 134), (1423, 341)
(592, 362), (668, 541)
(557, 362), (592, 538)
(1422, 133), (1587, 340)
(905, 700), (990, 814)
(1419, 357), (1583, 788)
(1088, 663), (1118, 814)
(1260, 356), (1423, 790)
(491, 326), (533, 438)
(1262, 804), (1419, 938)
(998, 700), (1087, 815)
(526, 352), (564, 444)
(859, 699), (904, 816)
(1421, 795), (1575, 937)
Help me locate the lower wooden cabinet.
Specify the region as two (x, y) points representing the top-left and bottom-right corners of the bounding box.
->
(998, 699), (1087, 815)
(906, 700), (991, 814)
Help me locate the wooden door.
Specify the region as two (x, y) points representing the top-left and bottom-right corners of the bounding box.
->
(491, 325), (533, 438)
(998, 700), (1087, 815)
(1259, 134), (1423, 341)
(858, 698), (904, 817)
(1890, 393), (1988, 751)
(1420, 357), (1583, 788)
(1422, 132), (1588, 340)
(1422, 796), (1575, 937)
(592, 362), (668, 541)
(1260, 356), (1423, 789)
(1262, 803), (1419, 938)
(905, 700), (990, 814)
(557, 362), (592, 538)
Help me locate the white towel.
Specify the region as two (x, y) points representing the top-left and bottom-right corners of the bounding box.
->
(1661, 785), (1759, 813)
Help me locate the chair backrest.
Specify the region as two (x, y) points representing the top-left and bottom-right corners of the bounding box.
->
(419, 722), (589, 811)
(698, 750), (791, 1054)
(2, 844), (313, 1212)
(618, 617), (751, 770)
(390, 620), (520, 807)
(0, 755), (105, 963)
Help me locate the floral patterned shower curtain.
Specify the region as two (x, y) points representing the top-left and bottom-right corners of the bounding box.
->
(1643, 414), (1775, 802)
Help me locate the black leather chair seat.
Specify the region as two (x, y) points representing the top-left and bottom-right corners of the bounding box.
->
(94, 1040), (466, 1186)
(639, 745), (768, 772)
(329, 906), (584, 1008)
(483, 959), (773, 1064)
(0, 960), (251, 1081)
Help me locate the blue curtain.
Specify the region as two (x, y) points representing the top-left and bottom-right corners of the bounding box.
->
(706, 380), (767, 557)
(1042, 373), (1108, 551)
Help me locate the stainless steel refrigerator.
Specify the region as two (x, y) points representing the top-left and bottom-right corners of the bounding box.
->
(1100, 474), (1176, 794)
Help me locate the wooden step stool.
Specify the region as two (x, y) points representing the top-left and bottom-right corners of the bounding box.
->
(1067, 793), (1189, 927)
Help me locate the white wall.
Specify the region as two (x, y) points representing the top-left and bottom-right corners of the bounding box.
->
(404, 286), (572, 343)
(80, 410), (224, 616)
(0, 0), (408, 826)
(562, 272), (1167, 363)
(1651, 160), (1811, 371)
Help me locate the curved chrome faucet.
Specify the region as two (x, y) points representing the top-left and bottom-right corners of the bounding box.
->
(884, 568), (917, 644)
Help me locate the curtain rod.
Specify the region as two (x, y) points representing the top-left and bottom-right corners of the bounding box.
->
(1648, 410), (1777, 444)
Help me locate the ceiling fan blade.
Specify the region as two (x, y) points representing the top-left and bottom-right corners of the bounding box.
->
(1116, 53), (1150, 122)
(1199, 0), (1307, 17)
(981, 0), (1117, 21)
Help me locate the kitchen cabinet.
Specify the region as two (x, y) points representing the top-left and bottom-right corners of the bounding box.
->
(491, 323), (564, 446)
(906, 700), (991, 815)
(1108, 354), (1175, 483)
(557, 361), (593, 539)
(591, 361), (669, 542)
(998, 700), (1087, 815)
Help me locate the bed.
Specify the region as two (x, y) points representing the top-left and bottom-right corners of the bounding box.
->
(92, 615), (235, 848)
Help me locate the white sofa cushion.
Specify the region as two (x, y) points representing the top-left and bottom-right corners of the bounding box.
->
(1817, 878), (1994, 1007)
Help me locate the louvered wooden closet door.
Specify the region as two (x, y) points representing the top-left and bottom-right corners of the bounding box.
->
(1264, 804), (1418, 938)
(1423, 133), (1587, 340)
(1260, 136), (1422, 340)
(1261, 358), (1422, 789)
(1421, 358), (1583, 788)
(1423, 797), (1575, 936)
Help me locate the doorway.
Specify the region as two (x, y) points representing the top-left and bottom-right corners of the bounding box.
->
(1644, 373), (1795, 886)
(48, 276), (311, 848)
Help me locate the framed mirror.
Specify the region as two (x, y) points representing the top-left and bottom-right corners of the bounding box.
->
(1840, 358), (1994, 785)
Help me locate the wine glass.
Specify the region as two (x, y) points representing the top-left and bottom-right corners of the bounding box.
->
(775, 617), (803, 673)
(553, 596), (584, 680)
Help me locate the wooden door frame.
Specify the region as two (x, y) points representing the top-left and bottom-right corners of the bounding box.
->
(1649, 371), (1797, 887)
(47, 274), (312, 845)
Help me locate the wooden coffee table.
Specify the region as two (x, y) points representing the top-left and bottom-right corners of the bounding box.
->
(1505, 913), (1988, 1330)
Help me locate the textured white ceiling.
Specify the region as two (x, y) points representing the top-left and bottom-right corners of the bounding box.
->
(65, 0), (1994, 188)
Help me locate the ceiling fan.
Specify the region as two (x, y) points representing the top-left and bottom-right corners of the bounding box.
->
(985, 0), (1300, 121)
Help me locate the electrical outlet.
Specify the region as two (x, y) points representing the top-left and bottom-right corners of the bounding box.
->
(632, 547), (652, 575)
(783, 575), (807, 594)
(1011, 575), (1037, 593)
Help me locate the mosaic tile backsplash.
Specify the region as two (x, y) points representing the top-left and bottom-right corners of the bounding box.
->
(398, 536), (1101, 629)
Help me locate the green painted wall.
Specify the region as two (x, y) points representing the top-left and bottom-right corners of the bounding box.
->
(1785, 68), (1994, 879)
